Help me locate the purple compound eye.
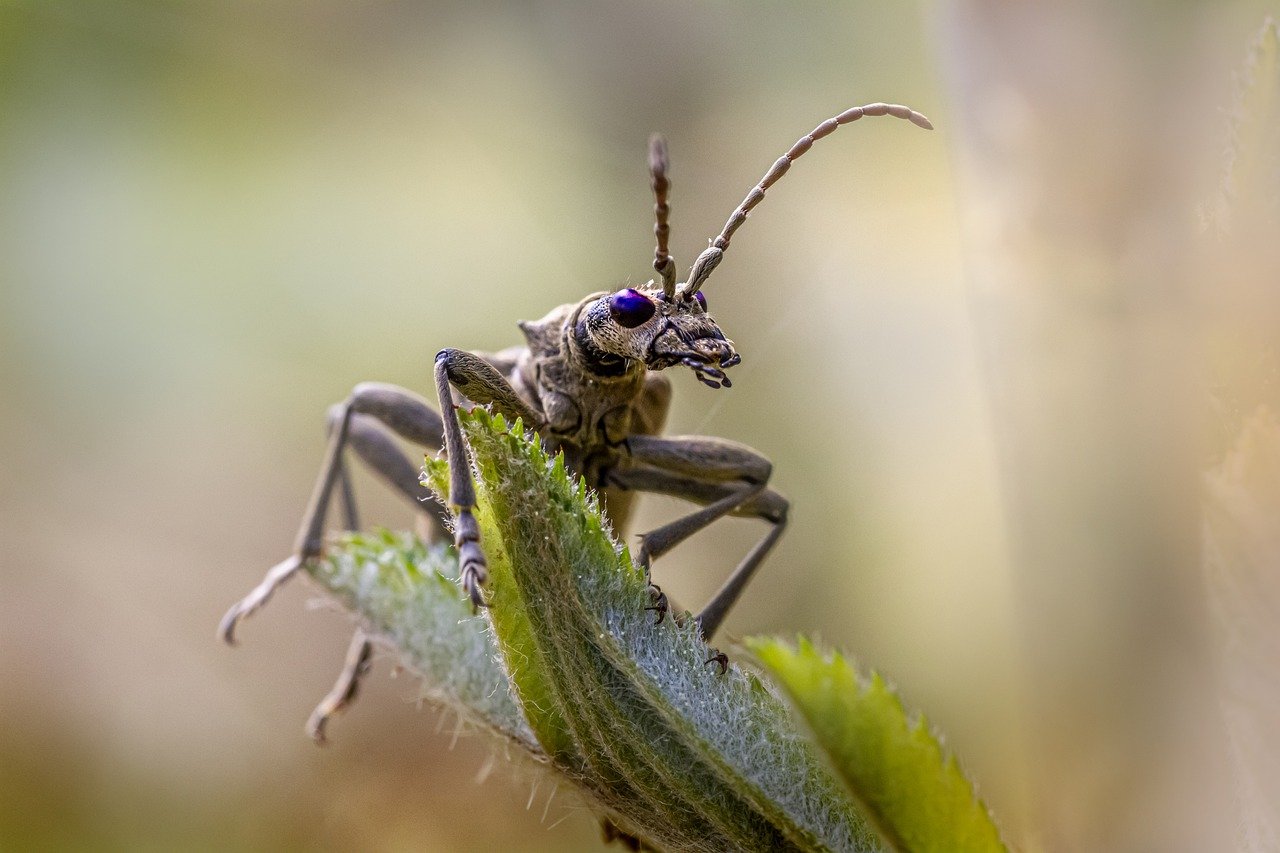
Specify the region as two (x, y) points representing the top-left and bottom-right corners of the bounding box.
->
(693, 291), (707, 311)
(608, 288), (655, 328)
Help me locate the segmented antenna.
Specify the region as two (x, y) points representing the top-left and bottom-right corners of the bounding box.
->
(648, 134), (677, 298)
(681, 102), (933, 296)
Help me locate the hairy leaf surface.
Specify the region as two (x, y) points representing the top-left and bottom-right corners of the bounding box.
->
(749, 637), (1006, 853)
(305, 410), (1004, 851)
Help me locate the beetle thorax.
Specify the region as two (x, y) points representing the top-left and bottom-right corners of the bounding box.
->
(514, 297), (648, 452)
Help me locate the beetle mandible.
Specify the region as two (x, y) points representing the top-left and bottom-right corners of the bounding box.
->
(220, 102), (933, 741)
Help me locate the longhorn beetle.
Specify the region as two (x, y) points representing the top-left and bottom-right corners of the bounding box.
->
(220, 102), (932, 741)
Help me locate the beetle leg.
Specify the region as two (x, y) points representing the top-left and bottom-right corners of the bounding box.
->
(220, 383), (448, 642)
(643, 583), (669, 624)
(306, 630), (374, 744)
(606, 434), (789, 644)
(220, 382), (453, 741)
(434, 349), (546, 611)
(696, 520), (786, 642)
(219, 401), (356, 645)
(333, 405), (451, 539)
(633, 481), (767, 575)
(335, 456), (359, 531)
(435, 348), (543, 428)
(627, 480), (769, 638)
(704, 650), (729, 675)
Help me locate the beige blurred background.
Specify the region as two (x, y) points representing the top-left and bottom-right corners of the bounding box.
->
(2, 2), (1277, 850)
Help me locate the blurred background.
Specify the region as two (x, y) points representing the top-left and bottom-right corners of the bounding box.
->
(2, 1), (1278, 850)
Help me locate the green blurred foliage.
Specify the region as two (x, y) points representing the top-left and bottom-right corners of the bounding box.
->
(751, 637), (1005, 853)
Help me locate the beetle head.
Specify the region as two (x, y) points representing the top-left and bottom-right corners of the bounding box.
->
(577, 284), (739, 388)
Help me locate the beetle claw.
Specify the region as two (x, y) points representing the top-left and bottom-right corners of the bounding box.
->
(644, 583), (669, 624)
(704, 649), (729, 675)
(459, 543), (490, 612)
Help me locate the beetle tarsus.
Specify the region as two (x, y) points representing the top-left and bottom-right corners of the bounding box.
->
(452, 509), (490, 611)
(601, 817), (649, 850)
(219, 553), (306, 645)
(644, 583), (669, 624)
(705, 649), (729, 675)
(306, 631), (373, 744)
(459, 544), (490, 612)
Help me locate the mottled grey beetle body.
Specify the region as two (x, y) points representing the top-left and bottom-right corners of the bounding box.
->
(505, 286), (735, 504)
(220, 102), (931, 743)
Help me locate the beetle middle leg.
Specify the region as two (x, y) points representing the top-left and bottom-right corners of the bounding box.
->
(606, 434), (789, 644)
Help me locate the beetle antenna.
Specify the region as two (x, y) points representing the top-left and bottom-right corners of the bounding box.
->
(681, 102), (933, 296)
(649, 134), (677, 298)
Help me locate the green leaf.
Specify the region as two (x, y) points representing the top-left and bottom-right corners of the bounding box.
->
(423, 409), (878, 851)
(748, 637), (1007, 853)
(302, 409), (1006, 851)
(309, 529), (537, 751)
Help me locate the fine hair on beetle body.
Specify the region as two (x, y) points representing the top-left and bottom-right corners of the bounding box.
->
(220, 101), (932, 743)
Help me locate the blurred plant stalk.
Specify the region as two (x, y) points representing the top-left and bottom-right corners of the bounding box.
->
(942, 4), (1232, 850)
(1203, 17), (1280, 853)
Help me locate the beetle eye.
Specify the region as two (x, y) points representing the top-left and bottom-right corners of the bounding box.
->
(608, 288), (656, 328)
(693, 291), (707, 311)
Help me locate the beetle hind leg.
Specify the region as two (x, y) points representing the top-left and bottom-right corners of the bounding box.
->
(219, 401), (359, 646)
(220, 386), (449, 642)
(306, 630), (374, 744)
(220, 383), (449, 739)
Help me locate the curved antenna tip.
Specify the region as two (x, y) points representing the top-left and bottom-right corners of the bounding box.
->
(911, 112), (934, 131)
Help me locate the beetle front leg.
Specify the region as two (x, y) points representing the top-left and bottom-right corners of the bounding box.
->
(433, 355), (488, 611)
(434, 349), (544, 610)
